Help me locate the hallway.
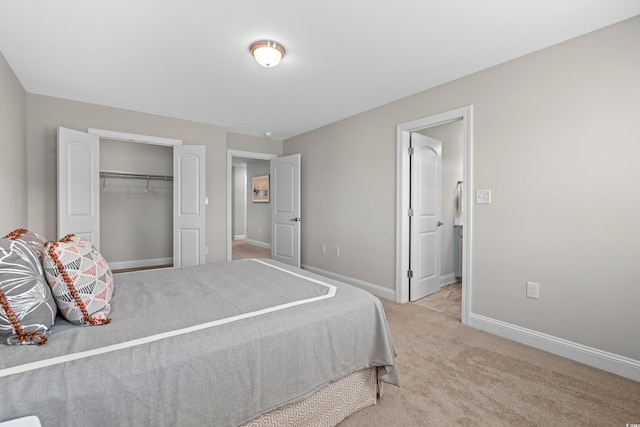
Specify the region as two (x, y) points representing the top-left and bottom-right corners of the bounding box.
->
(232, 240), (270, 260)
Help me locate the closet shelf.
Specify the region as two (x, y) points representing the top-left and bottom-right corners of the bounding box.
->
(99, 170), (173, 181)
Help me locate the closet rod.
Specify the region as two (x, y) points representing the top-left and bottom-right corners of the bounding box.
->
(99, 170), (173, 181)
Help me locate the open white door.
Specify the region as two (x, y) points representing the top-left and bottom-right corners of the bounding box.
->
(57, 127), (101, 247)
(270, 154), (301, 267)
(410, 133), (442, 301)
(174, 145), (206, 267)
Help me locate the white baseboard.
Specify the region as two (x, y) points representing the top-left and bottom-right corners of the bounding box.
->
(246, 239), (270, 249)
(440, 272), (457, 286)
(469, 313), (640, 382)
(233, 235), (246, 240)
(301, 264), (396, 301)
(109, 257), (173, 271)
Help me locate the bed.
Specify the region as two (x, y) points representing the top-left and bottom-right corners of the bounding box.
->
(0, 258), (398, 426)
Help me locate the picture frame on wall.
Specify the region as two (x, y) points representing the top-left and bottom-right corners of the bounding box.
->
(251, 174), (270, 203)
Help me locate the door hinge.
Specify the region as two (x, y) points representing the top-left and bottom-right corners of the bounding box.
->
(407, 270), (414, 278)
(408, 208), (414, 217)
(408, 147), (414, 156)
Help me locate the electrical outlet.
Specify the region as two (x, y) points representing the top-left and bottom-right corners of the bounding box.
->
(258, 226), (261, 233)
(476, 189), (492, 204)
(321, 244), (326, 253)
(334, 247), (340, 256)
(526, 281), (539, 299)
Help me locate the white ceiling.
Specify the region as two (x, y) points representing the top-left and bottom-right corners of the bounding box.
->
(1, 1), (638, 140)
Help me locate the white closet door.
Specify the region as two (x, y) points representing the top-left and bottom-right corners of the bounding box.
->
(173, 145), (206, 267)
(57, 127), (100, 247)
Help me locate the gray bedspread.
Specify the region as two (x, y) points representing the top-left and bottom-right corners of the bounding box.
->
(0, 259), (397, 426)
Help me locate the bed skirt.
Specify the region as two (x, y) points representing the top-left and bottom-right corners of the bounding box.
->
(241, 367), (379, 427)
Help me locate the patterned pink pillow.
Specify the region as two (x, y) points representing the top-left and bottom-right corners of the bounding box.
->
(42, 234), (113, 326)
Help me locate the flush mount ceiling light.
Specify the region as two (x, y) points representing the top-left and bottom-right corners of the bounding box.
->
(250, 40), (286, 67)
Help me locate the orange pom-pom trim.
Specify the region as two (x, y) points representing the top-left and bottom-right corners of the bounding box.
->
(4, 228), (29, 240)
(0, 288), (47, 346)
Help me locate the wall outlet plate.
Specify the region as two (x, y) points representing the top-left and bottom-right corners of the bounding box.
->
(476, 189), (492, 204)
(526, 281), (540, 299)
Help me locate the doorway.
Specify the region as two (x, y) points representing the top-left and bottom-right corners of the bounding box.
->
(396, 106), (473, 325)
(226, 150), (278, 261)
(230, 156), (272, 260)
(100, 139), (173, 271)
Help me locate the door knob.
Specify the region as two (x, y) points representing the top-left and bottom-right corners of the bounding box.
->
(437, 221), (443, 226)
(290, 217), (301, 222)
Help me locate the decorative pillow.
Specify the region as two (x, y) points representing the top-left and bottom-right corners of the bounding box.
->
(42, 234), (113, 326)
(4, 228), (48, 259)
(0, 238), (57, 345)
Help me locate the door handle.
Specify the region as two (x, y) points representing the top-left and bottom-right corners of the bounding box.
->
(290, 217), (301, 222)
(437, 221), (443, 227)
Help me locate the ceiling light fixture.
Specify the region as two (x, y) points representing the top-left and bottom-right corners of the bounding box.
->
(250, 40), (285, 68)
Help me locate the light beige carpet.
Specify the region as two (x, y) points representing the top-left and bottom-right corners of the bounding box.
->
(339, 297), (640, 426)
(232, 240), (271, 260)
(412, 282), (462, 321)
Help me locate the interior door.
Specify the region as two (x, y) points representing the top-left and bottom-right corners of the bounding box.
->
(270, 154), (301, 267)
(57, 127), (101, 247)
(173, 145), (206, 267)
(410, 133), (442, 301)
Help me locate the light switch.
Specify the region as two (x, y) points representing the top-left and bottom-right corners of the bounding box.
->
(475, 189), (492, 204)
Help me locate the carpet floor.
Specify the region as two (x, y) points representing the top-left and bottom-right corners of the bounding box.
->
(412, 282), (462, 321)
(232, 240), (270, 260)
(338, 292), (640, 426)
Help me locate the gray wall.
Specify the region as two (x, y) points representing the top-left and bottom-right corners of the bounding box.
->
(227, 132), (283, 156)
(25, 94), (228, 262)
(284, 17), (640, 361)
(232, 166), (247, 239)
(0, 52), (27, 233)
(246, 160), (271, 245)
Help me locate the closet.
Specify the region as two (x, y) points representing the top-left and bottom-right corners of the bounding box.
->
(56, 127), (206, 269)
(99, 139), (173, 271)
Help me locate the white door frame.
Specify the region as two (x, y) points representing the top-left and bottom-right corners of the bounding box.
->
(396, 105), (473, 325)
(226, 149), (278, 261)
(88, 128), (182, 147)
